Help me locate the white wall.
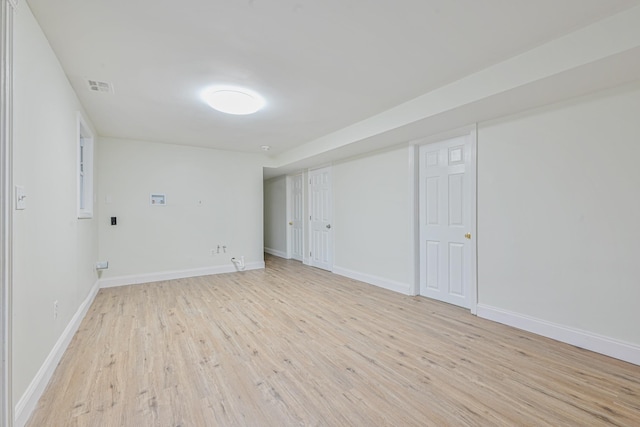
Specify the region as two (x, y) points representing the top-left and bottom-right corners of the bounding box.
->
(477, 83), (640, 346)
(308, 83), (640, 360)
(333, 148), (412, 294)
(13, 1), (99, 406)
(263, 176), (287, 257)
(98, 138), (264, 281)
(11, 8), (640, 422)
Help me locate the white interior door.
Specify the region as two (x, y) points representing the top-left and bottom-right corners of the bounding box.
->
(309, 167), (332, 271)
(288, 173), (304, 261)
(419, 135), (475, 308)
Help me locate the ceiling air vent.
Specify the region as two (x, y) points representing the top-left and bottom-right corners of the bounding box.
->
(86, 79), (114, 94)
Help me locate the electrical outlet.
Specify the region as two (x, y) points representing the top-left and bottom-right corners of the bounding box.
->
(53, 300), (58, 320)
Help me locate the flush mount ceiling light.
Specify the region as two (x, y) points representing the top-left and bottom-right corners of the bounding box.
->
(201, 86), (266, 115)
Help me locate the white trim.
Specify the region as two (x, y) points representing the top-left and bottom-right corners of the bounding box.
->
(408, 145), (419, 296)
(14, 261), (264, 425)
(302, 170), (309, 264)
(1, 1), (14, 425)
(285, 176), (292, 259)
(99, 262), (265, 289)
(408, 124), (478, 147)
(14, 280), (100, 427)
(264, 247), (287, 259)
(477, 304), (640, 366)
(468, 125), (478, 315)
(333, 265), (413, 296)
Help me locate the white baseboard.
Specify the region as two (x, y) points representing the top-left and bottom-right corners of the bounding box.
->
(14, 280), (100, 427)
(476, 304), (640, 366)
(264, 247), (288, 259)
(14, 261), (267, 425)
(332, 265), (412, 296)
(99, 261), (265, 288)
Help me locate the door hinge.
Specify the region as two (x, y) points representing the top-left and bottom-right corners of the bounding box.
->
(310, 251), (312, 257)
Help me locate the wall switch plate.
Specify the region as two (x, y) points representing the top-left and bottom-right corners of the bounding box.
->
(15, 185), (26, 210)
(96, 261), (109, 269)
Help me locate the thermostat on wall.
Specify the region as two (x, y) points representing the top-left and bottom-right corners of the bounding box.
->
(150, 194), (166, 205)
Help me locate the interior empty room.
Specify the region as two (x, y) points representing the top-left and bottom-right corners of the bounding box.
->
(2, 1), (640, 426)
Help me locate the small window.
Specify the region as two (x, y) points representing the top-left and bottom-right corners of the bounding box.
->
(77, 112), (94, 218)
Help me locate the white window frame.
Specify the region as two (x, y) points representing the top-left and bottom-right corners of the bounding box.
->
(77, 112), (94, 219)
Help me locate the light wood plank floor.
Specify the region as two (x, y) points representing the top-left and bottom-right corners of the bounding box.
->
(27, 255), (640, 426)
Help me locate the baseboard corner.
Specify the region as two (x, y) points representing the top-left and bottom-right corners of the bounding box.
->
(14, 279), (100, 427)
(264, 247), (288, 259)
(100, 261), (266, 289)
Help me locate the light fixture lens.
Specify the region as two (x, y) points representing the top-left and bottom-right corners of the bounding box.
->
(202, 86), (265, 115)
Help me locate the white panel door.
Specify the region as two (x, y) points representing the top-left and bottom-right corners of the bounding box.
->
(419, 135), (473, 308)
(289, 173), (304, 261)
(309, 167), (332, 271)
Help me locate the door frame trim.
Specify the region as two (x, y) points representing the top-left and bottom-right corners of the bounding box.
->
(285, 175), (292, 260)
(1, 0), (15, 424)
(410, 125), (478, 314)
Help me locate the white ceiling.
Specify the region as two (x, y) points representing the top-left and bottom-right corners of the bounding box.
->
(25, 0), (640, 172)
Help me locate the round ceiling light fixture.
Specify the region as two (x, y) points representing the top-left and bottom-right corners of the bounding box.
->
(201, 86), (266, 115)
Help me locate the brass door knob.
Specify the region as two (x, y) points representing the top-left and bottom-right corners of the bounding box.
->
(288, 221), (293, 225)
(464, 233), (471, 239)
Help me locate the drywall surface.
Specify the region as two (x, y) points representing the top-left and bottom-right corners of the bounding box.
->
(333, 148), (411, 289)
(263, 176), (287, 255)
(272, 6), (640, 169)
(13, 2), (99, 403)
(478, 83), (640, 345)
(98, 138), (264, 278)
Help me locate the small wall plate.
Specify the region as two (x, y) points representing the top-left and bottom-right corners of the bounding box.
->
(15, 185), (26, 210)
(95, 261), (109, 270)
(150, 194), (166, 205)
